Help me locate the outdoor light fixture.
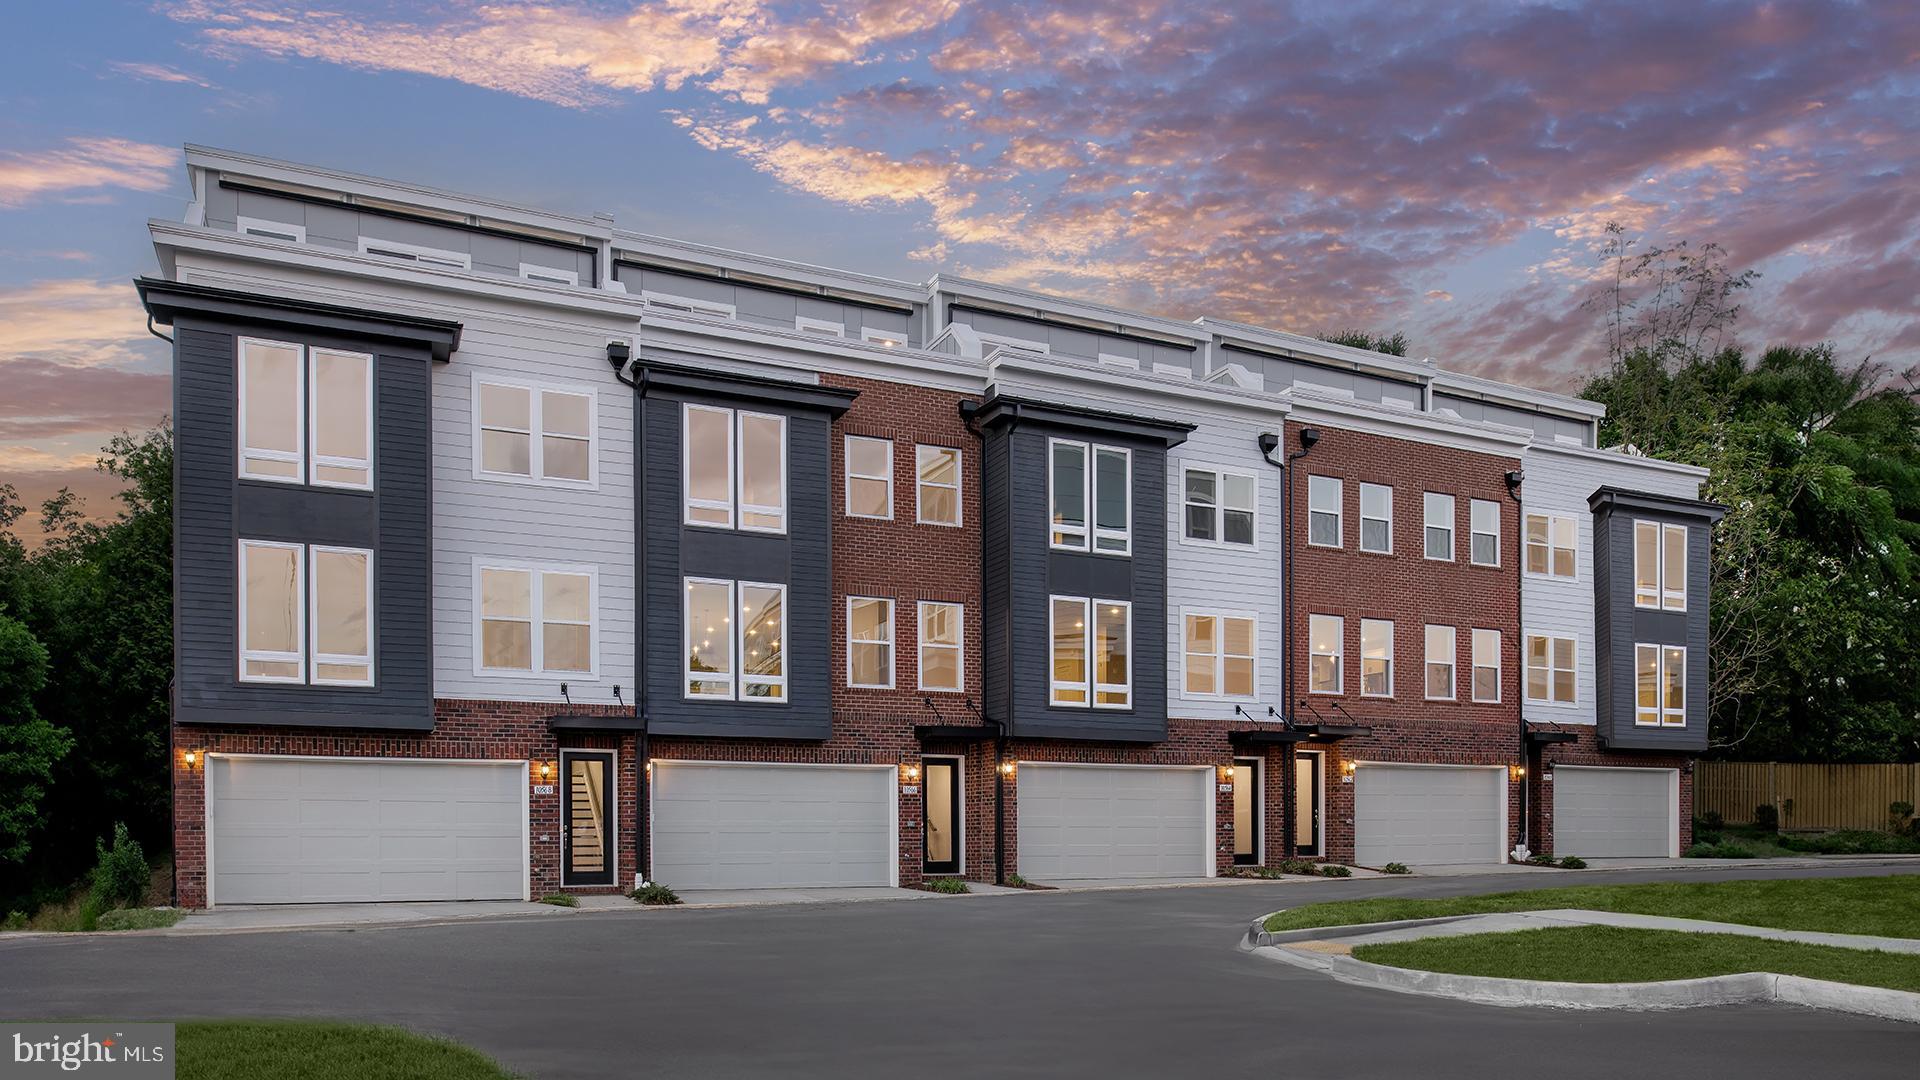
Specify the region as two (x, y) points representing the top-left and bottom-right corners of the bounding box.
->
(904, 763), (921, 783)
(181, 750), (199, 768)
(1218, 764), (1236, 782)
(1340, 760), (1357, 778)
(999, 761), (1016, 778)
(538, 761), (554, 780)
(1510, 764), (1528, 780)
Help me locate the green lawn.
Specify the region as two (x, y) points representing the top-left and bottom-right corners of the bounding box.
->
(1353, 924), (1920, 993)
(1262, 875), (1920, 936)
(179, 1021), (517, 1080)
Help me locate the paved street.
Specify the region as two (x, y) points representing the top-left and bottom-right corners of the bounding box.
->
(3, 865), (1916, 1079)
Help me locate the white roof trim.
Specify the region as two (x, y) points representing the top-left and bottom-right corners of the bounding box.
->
(1280, 386), (1532, 457)
(1524, 438), (1709, 478)
(987, 352), (1290, 419)
(934, 273), (1212, 344)
(614, 230), (925, 307)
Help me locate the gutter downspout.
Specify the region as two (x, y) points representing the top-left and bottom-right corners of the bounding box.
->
(1279, 427), (1318, 860)
(610, 338), (651, 886)
(1506, 468), (1528, 860)
(964, 397), (1014, 886)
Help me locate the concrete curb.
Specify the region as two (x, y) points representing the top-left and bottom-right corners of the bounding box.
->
(1244, 913), (1482, 949)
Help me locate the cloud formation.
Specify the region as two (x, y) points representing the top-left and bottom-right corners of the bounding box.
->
(0, 137), (177, 208)
(0, 279), (158, 368)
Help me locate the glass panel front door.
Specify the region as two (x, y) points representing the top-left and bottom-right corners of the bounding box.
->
(1232, 759), (1259, 865)
(563, 751), (615, 886)
(923, 758), (961, 875)
(1294, 752), (1322, 856)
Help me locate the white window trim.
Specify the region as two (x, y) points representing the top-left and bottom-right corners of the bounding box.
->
(1524, 632), (1578, 706)
(1098, 352), (1141, 370)
(1049, 595), (1090, 707)
(1091, 598), (1133, 710)
(1092, 446), (1132, 556)
(846, 596), (896, 689)
(915, 445), (964, 527)
(1635, 521), (1690, 612)
(1180, 465), (1259, 549)
(1469, 499), (1501, 568)
(1634, 643), (1688, 727)
(357, 235), (472, 270)
(471, 559), (600, 680)
(861, 327), (907, 348)
(1309, 613), (1344, 695)
(1471, 628), (1502, 704)
(917, 600), (965, 693)
(471, 374), (600, 490)
(795, 315), (845, 336)
(1424, 624), (1457, 701)
(307, 347), (373, 491)
(1424, 492), (1456, 562)
(519, 262), (579, 286)
(1307, 475), (1343, 549)
(682, 403), (735, 529)
(237, 336), (306, 485)
(738, 580), (788, 703)
(641, 290), (736, 318)
(1358, 482), (1393, 555)
(1181, 609), (1259, 700)
(1049, 438), (1089, 551)
(844, 435), (895, 521)
(736, 410), (788, 534)
(683, 576), (736, 700)
(1526, 513), (1580, 580)
(308, 545), (375, 687)
(1359, 618), (1394, 699)
(237, 539), (306, 684)
(236, 216), (305, 243)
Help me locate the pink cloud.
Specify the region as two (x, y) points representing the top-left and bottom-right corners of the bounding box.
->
(0, 137), (176, 208)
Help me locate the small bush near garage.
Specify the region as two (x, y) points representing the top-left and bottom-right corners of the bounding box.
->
(920, 877), (970, 894)
(1381, 863), (1411, 875)
(95, 907), (183, 931)
(1277, 858), (1320, 876)
(632, 882), (682, 906)
(90, 823), (148, 910)
(1685, 840), (1759, 859)
(1320, 864), (1353, 878)
(1524, 853), (1557, 866)
(1558, 856), (1588, 869)
(539, 894), (579, 907)
(1752, 803), (1779, 831)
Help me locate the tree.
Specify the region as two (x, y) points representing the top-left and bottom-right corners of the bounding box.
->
(1318, 329), (1409, 356)
(0, 612), (71, 864)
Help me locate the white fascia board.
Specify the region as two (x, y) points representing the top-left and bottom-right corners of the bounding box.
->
(637, 308), (985, 394)
(1525, 438), (1710, 480)
(1430, 369), (1607, 419)
(1196, 316), (1439, 383)
(185, 145), (613, 243)
(613, 231), (925, 308)
(1280, 387), (1532, 458)
(987, 353), (1291, 422)
(932, 274), (1212, 345)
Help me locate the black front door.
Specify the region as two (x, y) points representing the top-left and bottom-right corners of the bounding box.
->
(1232, 758), (1261, 865)
(1294, 751), (1322, 857)
(562, 750), (615, 886)
(923, 757), (962, 875)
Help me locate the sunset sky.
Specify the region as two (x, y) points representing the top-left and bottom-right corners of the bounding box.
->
(5, 1), (1918, 527)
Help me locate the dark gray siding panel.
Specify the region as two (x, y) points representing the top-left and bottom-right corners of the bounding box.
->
(1593, 504), (1711, 753)
(172, 318), (433, 730)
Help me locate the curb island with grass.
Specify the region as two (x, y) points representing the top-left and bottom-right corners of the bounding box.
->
(177, 1021), (518, 1080)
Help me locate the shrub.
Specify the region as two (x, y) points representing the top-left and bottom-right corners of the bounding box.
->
(1524, 853), (1557, 866)
(1381, 862), (1411, 875)
(1891, 801), (1916, 836)
(1695, 830), (1723, 846)
(1319, 864), (1352, 878)
(95, 907), (183, 931)
(2, 911), (24, 932)
(1004, 872), (1031, 888)
(1685, 840), (1758, 859)
(89, 823), (148, 911)
(1278, 858), (1320, 876)
(1223, 866), (1288, 879)
(1698, 809), (1725, 832)
(1558, 855), (1587, 869)
(922, 877), (970, 894)
(1752, 803), (1779, 831)
(631, 882), (682, 906)
(538, 894), (579, 907)
(1777, 830), (1920, 855)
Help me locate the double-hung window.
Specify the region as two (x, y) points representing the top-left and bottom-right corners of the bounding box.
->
(477, 378), (596, 487)
(1423, 492), (1455, 560)
(1309, 614), (1343, 694)
(1634, 644), (1686, 726)
(916, 446), (962, 526)
(1525, 514), (1577, 578)
(1183, 612), (1256, 698)
(845, 436), (893, 519)
(1424, 625), (1457, 700)
(1471, 629), (1501, 703)
(1050, 597), (1131, 707)
(1469, 499), (1500, 567)
(1360, 618), (1393, 697)
(1525, 633), (1577, 705)
(1634, 521), (1688, 611)
(684, 578), (785, 701)
(1358, 483), (1392, 554)
(1183, 468), (1256, 545)
(478, 563), (596, 677)
(239, 337), (372, 489)
(682, 404), (785, 530)
(918, 601), (964, 692)
(1307, 476), (1342, 548)
(239, 540), (373, 686)
(1049, 440), (1131, 554)
(847, 596), (895, 688)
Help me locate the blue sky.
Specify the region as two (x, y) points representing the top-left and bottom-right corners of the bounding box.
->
(4, 1), (1917, 524)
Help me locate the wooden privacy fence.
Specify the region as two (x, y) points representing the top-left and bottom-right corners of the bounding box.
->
(1695, 762), (1920, 831)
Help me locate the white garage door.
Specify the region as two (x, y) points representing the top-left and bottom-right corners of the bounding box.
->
(650, 763), (895, 889)
(208, 756), (528, 905)
(1553, 766), (1678, 858)
(1017, 764), (1212, 881)
(1355, 764), (1505, 867)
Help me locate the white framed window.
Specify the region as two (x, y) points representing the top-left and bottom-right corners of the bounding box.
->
(681, 579), (790, 702)
(1307, 475), (1342, 548)
(1359, 482), (1392, 554)
(1471, 628), (1501, 703)
(519, 263), (579, 286)
(1092, 447), (1131, 554)
(240, 540), (374, 686)
(681, 404), (785, 531)
(1050, 440), (1087, 549)
(916, 446), (963, 527)
(239, 540), (305, 683)
(683, 404), (735, 527)
(1469, 499), (1500, 567)
(1183, 467), (1256, 546)
(238, 337), (305, 483)
(1635, 644), (1687, 727)
(845, 436), (894, 520)
(1360, 618), (1393, 698)
(1424, 624), (1457, 700)
(1050, 596), (1089, 706)
(1635, 521), (1689, 611)
(1051, 596), (1131, 707)
(1309, 614), (1343, 694)
(1183, 611), (1256, 698)
(309, 348), (372, 489)
(918, 601), (964, 692)
(1049, 440), (1131, 554)
(474, 377), (596, 487)
(1525, 633), (1577, 705)
(847, 596), (895, 689)
(236, 216), (305, 243)
(641, 290), (737, 318)
(1526, 514), (1578, 578)
(1423, 492), (1455, 561)
(737, 412), (787, 532)
(310, 546), (373, 686)
(475, 561), (596, 678)
(358, 235), (471, 270)
(1092, 599), (1131, 707)
(795, 315), (845, 336)
(861, 327), (907, 348)
(684, 578), (734, 698)
(239, 338), (375, 489)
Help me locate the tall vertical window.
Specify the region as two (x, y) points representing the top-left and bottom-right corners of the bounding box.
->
(1307, 476), (1342, 548)
(847, 596), (895, 688)
(239, 540), (304, 682)
(1634, 521), (1688, 611)
(1050, 597), (1088, 705)
(1526, 514), (1577, 578)
(1050, 440), (1130, 554)
(1183, 612), (1256, 698)
(684, 579), (733, 697)
(1525, 633), (1577, 705)
(1471, 629), (1501, 703)
(1093, 448), (1131, 554)
(918, 601), (963, 691)
(477, 379), (595, 486)
(845, 436), (894, 519)
(1424, 492), (1455, 560)
(1359, 482), (1392, 554)
(477, 563), (594, 677)
(1635, 644), (1687, 726)
(1093, 600), (1131, 706)
(311, 547), (373, 685)
(239, 337), (373, 488)
(737, 413), (786, 531)
(683, 404), (785, 531)
(1424, 624), (1457, 700)
(1051, 597), (1131, 707)
(239, 540), (374, 686)
(1309, 614), (1343, 694)
(916, 446), (962, 526)
(681, 578), (783, 701)
(1184, 468), (1256, 545)
(739, 583), (785, 699)
(1469, 499), (1500, 567)
(1360, 618), (1393, 697)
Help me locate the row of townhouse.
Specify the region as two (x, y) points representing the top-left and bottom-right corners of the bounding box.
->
(141, 146), (1723, 906)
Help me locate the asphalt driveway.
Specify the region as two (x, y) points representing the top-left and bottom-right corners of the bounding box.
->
(3, 864), (1916, 1079)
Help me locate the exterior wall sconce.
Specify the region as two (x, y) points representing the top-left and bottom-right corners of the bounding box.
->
(1340, 760), (1357, 783)
(181, 749), (201, 769)
(999, 760), (1016, 779)
(538, 761), (555, 781)
(1510, 764), (1527, 780)
(1217, 763), (1236, 782)
(903, 763), (921, 783)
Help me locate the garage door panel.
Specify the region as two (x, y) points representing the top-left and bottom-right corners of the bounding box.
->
(651, 764), (894, 889)
(1355, 766), (1504, 866)
(1018, 765), (1210, 881)
(1555, 768), (1675, 857)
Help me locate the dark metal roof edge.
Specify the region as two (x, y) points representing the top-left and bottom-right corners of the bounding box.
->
(1588, 485), (1728, 520)
(136, 277), (463, 361)
(546, 713), (646, 732)
(635, 357), (861, 416)
(972, 392), (1196, 445)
